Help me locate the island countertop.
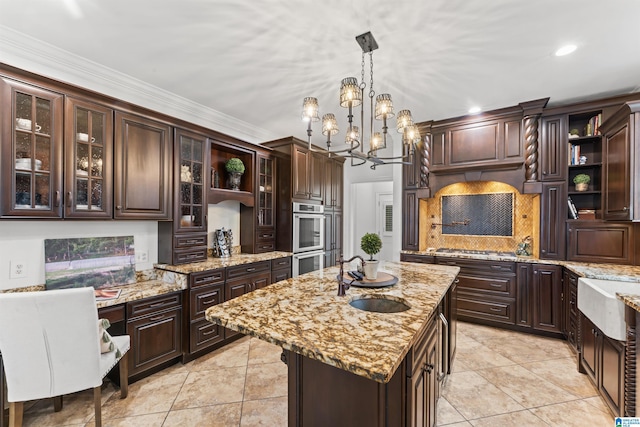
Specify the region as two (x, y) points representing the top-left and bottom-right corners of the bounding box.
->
(205, 261), (459, 383)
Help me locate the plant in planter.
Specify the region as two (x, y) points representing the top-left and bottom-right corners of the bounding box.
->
(360, 232), (382, 280)
(573, 173), (590, 192)
(225, 158), (245, 191)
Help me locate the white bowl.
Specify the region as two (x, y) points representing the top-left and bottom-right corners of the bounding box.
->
(77, 132), (89, 142)
(16, 118), (31, 130)
(15, 158), (42, 170)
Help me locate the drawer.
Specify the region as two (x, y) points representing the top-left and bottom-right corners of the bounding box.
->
(457, 292), (516, 325)
(256, 229), (275, 241)
(190, 268), (225, 288)
(400, 254), (435, 264)
(436, 257), (516, 274)
(457, 274), (516, 297)
(173, 247), (208, 264)
(189, 318), (224, 353)
(127, 292), (182, 320)
(255, 242), (276, 253)
(190, 283), (224, 320)
(174, 233), (207, 248)
(98, 304), (125, 324)
(271, 256), (292, 270)
(226, 260), (271, 279)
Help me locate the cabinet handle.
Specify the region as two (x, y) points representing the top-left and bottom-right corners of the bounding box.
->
(541, 249), (546, 254)
(198, 276), (219, 283)
(66, 192), (72, 208)
(202, 298), (216, 305)
(148, 314), (165, 321)
(423, 363), (434, 374)
(55, 190), (61, 207)
(185, 240), (199, 245)
(246, 267), (256, 272)
(202, 328), (215, 336)
(490, 307), (502, 312)
(623, 207), (629, 211)
(116, 205), (122, 210)
(489, 283), (502, 288)
(149, 302), (166, 308)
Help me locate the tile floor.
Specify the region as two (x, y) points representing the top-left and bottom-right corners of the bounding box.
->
(17, 322), (615, 426)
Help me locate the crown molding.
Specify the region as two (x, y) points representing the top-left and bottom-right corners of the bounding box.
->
(0, 25), (277, 144)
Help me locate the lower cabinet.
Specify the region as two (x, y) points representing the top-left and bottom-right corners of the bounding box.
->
(225, 261), (272, 339)
(563, 269), (579, 352)
(516, 263), (563, 334)
(126, 292), (182, 380)
(580, 313), (625, 416)
(408, 316), (438, 427)
(271, 256), (292, 283)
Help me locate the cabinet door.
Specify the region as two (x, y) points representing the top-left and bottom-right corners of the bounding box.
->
(580, 314), (598, 383)
(324, 211), (334, 251)
(309, 151), (324, 201)
(539, 182), (566, 260)
(334, 210), (343, 254)
(114, 111), (172, 219)
(516, 263), (532, 328)
(601, 333), (625, 416)
(603, 119), (631, 220)
(531, 264), (562, 333)
(567, 221), (633, 264)
(333, 160), (343, 210)
(175, 128), (208, 233)
(540, 115), (567, 181)
(1, 77), (63, 217)
(257, 154), (275, 228)
(292, 146), (309, 199)
(127, 307), (182, 376)
(402, 190), (419, 251)
(64, 97), (113, 218)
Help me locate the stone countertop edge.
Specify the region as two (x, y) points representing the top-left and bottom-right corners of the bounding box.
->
(401, 250), (640, 283)
(205, 261), (460, 384)
(155, 251), (293, 274)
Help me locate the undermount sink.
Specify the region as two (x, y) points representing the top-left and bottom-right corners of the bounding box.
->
(577, 278), (640, 341)
(349, 296), (410, 313)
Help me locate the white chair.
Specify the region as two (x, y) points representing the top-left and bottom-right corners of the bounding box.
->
(0, 287), (130, 427)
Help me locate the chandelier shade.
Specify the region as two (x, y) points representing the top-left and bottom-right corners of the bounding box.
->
(302, 97), (320, 122)
(374, 93), (394, 120)
(396, 109), (414, 132)
(339, 77), (362, 108)
(322, 113), (339, 136)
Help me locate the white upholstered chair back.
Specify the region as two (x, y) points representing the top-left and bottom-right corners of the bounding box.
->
(0, 287), (102, 403)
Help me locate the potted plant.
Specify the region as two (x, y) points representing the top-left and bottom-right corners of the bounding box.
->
(225, 158), (245, 190)
(360, 232), (382, 280)
(573, 173), (590, 192)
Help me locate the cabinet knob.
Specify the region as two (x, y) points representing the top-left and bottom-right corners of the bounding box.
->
(55, 191), (61, 207)
(623, 207), (629, 211)
(66, 192), (72, 208)
(116, 205), (122, 210)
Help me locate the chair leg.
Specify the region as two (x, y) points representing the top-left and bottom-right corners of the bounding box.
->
(9, 401), (23, 427)
(53, 395), (63, 412)
(93, 386), (101, 427)
(119, 354), (129, 399)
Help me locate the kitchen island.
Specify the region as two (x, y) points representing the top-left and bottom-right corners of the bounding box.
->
(205, 261), (459, 427)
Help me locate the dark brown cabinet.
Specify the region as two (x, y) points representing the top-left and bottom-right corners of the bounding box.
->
(158, 128), (209, 264)
(0, 77), (64, 218)
(184, 268), (225, 361)
(600, 101), (640, 221)
(126, 292), (182, 380)
(323, 157), (343, 210)
(114, 111), (172, 219)
(408, 316), (438, 427)
(291, 144), (323, 201)
(224, 261), (272, 339)
(567, 221), (634, 264)
(540, 115), (567, 181)
(64, 97), (114, 218)
(531, 264), (563, 334)
(563, 270), (579, 352)
(580, 313), (625, 416)
(241, 150), (277, 253)
(402, 190), (420, 251)
(271, 257), (292, 283)
(400, 253), (435, 264)
(539, 182), (566, 260)
(324, 209), (343, 267)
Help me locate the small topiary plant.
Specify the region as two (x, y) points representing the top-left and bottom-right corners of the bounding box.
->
(573, 173), (590, 184)
(360, 232), (382, 261)
(225, 157), (245, 174)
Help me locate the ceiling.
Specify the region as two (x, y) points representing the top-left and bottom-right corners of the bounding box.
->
(1, 0), (640, 145)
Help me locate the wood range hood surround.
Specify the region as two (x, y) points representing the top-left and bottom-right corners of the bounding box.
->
(415, 98), (549, 197)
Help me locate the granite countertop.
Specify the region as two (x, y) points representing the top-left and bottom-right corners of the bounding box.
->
(155, 251), (293, 274)
(401, 249), (640, 282)
(205, 261), (459, 384)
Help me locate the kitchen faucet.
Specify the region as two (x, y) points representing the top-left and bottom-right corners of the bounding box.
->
(336, 254), (365, 296)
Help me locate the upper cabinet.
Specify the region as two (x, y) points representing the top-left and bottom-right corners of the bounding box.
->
(292, 145), (323, 202)
(600, 101), (640, 221)
(0, 77), (63, 218)
(209, 138), (255, 206)
(323, 157), (343, 210)
(540, 114), (567, 181)
(114, 111), (172, 219)
(64, 97), (114, 218)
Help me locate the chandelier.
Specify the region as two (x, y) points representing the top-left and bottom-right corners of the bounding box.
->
(301, 31), (421, 168)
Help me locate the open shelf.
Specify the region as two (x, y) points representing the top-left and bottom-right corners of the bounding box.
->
(209, 139), (255, 206)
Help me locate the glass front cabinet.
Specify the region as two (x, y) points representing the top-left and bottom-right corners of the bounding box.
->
(175, 129), (207, 233)
(64, 97), (113, 218)
(1, 77), (63, 217)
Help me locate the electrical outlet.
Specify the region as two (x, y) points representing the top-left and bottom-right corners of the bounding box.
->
(135, 251), (148, 263)
(10, 260), (27, 279)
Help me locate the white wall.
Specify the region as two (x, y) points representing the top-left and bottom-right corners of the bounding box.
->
(0, 220), (157, 291)
(350, 181), (394, 261)
(207, 201), (240, 248)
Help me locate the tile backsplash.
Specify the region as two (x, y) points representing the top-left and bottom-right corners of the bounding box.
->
(419, 181), (540, 255)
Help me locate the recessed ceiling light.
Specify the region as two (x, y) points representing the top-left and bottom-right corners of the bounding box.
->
(555, 44), (577, 56)
(468, 106), (481, 114)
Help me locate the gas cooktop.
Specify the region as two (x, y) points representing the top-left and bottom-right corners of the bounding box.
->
(435, 248), (516, 257)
